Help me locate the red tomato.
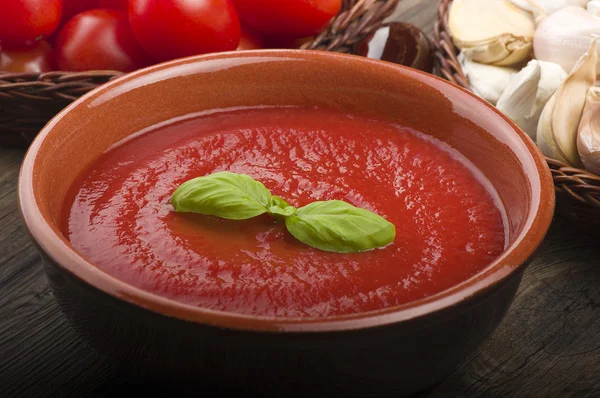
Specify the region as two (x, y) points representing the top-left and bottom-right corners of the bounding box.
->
(129, 0), (241, 62)
(46, 0), (97, 45)
(237, 26), (263, 50)
(61, 0), (98, 23)
(98, 0), (128, 10)
(0, 0), (63, 47)
(55, 9), (150, 72)
(0, 41), (56, 73)
(231, 0), (341, 38)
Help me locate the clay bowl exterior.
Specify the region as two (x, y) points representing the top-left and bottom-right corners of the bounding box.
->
(18, 50), (554, 397)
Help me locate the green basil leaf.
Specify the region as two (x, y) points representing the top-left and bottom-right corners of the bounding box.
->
(285, 200), (395, 253)
(270, 195), (291, 209)
(268, 196), (297, 218)
(269, 205), (297, 217)
(171, 171), (271, 220)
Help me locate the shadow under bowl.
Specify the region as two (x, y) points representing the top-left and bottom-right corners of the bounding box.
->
(18, 50), (554, 397)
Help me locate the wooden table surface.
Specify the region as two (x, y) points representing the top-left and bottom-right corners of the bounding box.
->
(2, 1), (600, 397)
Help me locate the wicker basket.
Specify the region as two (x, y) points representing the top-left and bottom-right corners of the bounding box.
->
(0, 0), (399, 147)
(434, 0), (600, 223)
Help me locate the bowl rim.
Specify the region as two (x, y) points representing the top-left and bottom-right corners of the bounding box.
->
(18, 49), (555, 333)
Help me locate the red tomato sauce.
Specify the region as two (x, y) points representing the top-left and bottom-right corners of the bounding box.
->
(62, 107), (506, 317)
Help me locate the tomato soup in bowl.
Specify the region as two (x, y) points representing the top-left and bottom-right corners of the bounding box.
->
(63, 107), (506, 317)
(19, 50), (554, 397)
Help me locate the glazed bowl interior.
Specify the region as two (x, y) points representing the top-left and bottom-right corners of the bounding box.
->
(19, 50), (554, 332)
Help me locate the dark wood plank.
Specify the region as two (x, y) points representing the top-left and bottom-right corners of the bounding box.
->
(1, 1), (599, 396)
(0, 148), (120, 397)
(423, 216), (600, 398)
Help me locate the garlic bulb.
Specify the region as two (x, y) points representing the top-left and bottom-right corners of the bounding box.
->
(497, 60), (567, 139)
(459, 53), (518, 105)
(577, 87), (600, 174)
(588, 0), (600, 16)
(537, 40), (597, 166)
(449, 0), (535, 66)
(534, 7), (600, 74)
(511, 0), (589, 20)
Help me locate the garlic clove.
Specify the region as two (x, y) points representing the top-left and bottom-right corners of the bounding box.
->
(577, 87), (600, 174)
(588, 0), (600, 16)
(459, 53), (519, 105)
(449, 0), (535, 66)
(461, 36), (534, 66)
(497, 59), (567, 140)
(511, 0), (589, 21)
(511, 0), (545, 18)
(537, 40), (597, 166)
(534, 7), (600, 74)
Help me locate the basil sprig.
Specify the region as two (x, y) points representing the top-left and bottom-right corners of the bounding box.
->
(171, 172), (395, 253)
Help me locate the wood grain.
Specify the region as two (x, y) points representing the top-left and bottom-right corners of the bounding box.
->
(1, 1), (599, 396)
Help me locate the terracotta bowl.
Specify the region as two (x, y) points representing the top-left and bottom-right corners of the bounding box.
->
(19, 50), (554, 397)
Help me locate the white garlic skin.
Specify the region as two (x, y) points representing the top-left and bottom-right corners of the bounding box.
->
(512, 0), (589, 17)
(450, 0), (535, 66)
(496, 59), (567, 140)
(536, 39), (597, 166)
(577, 87), (600, 174)
(459, 53), (518, 105)
(588, 0), (600, 16)
(534, 7), (600, 73)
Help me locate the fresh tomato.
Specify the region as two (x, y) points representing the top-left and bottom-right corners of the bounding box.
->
(231, 0), (341, 38)
(46, 0), (98, 45)
(0, 41), (55, 73)
(98, 0), (128, 10)
(0, 0), (63, 47)
(237, 26), (263, 50)
(129, 0), (241, 62)
(55, 9), (150, 72)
